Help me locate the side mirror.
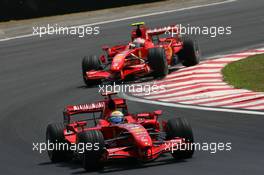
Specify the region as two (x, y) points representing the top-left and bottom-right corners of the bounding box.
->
(102, 45), (109, 51)
(154, 110), (162, 115)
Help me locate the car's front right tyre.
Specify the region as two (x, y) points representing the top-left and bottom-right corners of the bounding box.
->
(166, 117), (194, 159)
(178, 37), (200, 67)
(148, 47), (169, 78)
(46, 123), (72, 162)
(78, 130), (105, 171)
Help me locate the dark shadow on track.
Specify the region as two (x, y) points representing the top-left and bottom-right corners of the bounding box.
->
(38, 154), (189, 174)
(67, 157), (187, 174)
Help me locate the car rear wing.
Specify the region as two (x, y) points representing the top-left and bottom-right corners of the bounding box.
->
(147, 25), (179, 36)
(63, 101), (105, 124)
(64, 101), (105, 115)
(63, 98), (128, 124)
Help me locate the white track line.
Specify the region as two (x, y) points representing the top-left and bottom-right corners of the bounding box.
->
(245, 105), (264, 110)
(192, 63), (227, 68)
(160, 89), (250, 101)
(168, 69), (221, 77)
(145, 86), (234, 100)
(201, 94), (264, 106)
(0, 0), (237, 42)
(146, 84), (229, 97)
(132, 81), (229, 96)
(179, 92), (256, 104)
(211, 57), (244, 61)
(160, 73), (222, 82)
(134, 84), (229, 96)
(235, 52), (262, 56)
(223, 100), (264, 108)
(159, 79), (225, 88)
(133, 80), (227, 90)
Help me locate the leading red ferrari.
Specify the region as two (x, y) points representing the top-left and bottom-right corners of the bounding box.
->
(82, 22), (200, 86)
(46, 92), (194, 171)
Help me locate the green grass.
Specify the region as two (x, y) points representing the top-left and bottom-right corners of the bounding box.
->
(222, 54), (264, 92)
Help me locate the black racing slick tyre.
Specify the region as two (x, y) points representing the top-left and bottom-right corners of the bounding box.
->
(46, 123), (72, 162)
(148, 47), (168, 78)
(82, 55), (102, 86)
(78, 130), (105, 171)
(166, 118), (194, 159)
(178, 37), (200, 67)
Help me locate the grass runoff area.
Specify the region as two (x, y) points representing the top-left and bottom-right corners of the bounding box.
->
(222, 54), (264, 92)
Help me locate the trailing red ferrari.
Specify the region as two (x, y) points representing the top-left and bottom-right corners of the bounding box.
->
(82, 22), (200, 86)
(46, 92), (194, 171)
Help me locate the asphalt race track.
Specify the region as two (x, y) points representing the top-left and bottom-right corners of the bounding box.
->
(0, 0), (264, 174)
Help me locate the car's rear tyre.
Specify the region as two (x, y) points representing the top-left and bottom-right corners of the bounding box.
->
(148, 47), (168, 78)
(178, 37), (200, 67)
(166, 118), (194, 159)
(46, 123), (72, 162)
(82, 55), (102, 86)
(78, 130), (105, 171)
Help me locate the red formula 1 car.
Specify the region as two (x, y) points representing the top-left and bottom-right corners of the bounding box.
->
(46, 92), (194, 171)
(82, 22), (200, 86)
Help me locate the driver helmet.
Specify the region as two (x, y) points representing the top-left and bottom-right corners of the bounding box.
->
(109, 111), (124, 124)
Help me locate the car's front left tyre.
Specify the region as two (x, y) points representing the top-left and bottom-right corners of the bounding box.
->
(166, 117), (194, 159)
(46, 123), (72, 162)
